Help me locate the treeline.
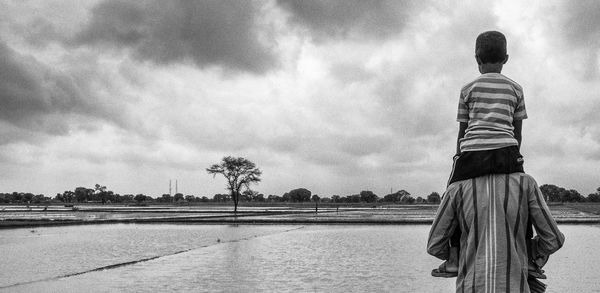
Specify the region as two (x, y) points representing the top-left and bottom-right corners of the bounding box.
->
(261, 188), (442, 204)
(53, 184), (211, 204)
(0, 185), (442, 205)
(0, 192), (49, 204)
(3, 184), (600, 205)
(540, 185), (600, 202)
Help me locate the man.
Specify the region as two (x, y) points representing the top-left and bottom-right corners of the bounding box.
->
(427, 173), (564, 292)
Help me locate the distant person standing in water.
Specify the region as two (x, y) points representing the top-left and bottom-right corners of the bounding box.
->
(432, 30), (528, 278)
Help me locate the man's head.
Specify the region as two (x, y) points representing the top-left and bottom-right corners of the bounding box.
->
(475, 31), (508, 65)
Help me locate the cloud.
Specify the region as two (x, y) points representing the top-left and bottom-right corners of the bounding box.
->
(1, 0), (599, 198)
(15, 18), (63, 47)
(0, 41), (84, 137)
(0, 40), (138, 144)
(560, 0), (600, 47)
(72, 0), (280, 74)
(329, 62), (373, 83)
(276, 0), (417, 42)
(542, 0), (600, 79)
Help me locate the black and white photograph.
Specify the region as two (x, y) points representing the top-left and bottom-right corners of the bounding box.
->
(1, 0), (599, 292)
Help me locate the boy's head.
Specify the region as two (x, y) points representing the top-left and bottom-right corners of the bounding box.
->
(475, 31), (507, 64)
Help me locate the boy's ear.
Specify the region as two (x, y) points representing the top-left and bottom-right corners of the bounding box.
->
(503, 54), (509, 64)
(475, 55), (483, 65)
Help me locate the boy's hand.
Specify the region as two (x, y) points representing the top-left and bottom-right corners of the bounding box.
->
(534, 254), (549, 268)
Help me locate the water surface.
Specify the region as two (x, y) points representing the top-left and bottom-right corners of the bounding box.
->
(0, 224), (596, 292)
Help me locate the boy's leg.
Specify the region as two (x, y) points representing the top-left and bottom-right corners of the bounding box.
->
(491, 145), (524, 174)
(447, 151), (494, 185)
(446, 155), (460, 186)
(447, 228), (461, 270)
(450, 228), (461, 247)
(431, 229), (460, 277)
(508, 146), (525, 173)
(449, 146), (525, 186)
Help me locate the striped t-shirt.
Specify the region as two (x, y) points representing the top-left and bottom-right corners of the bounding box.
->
(457, 73), (527, 152)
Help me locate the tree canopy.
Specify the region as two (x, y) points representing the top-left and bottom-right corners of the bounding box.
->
(359, 190), (379, 203)
(383, 190), (411, 203)
(427, 192), (441, 204)
(283, 188), (312, 202)
(206, 156), (262, 212)
(540, 184), (585, 202)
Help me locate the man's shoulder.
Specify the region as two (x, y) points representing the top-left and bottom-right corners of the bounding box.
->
(447, 173), (538, 191)
(446, 179), (470, 195)
(511, 172), (538, 188)
(491, 173), (537, 185)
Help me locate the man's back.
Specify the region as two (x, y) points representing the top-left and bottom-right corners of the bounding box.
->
(428, 173), (564, 293)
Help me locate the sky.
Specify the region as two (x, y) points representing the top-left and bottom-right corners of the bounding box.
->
(1, 0), (599, 199)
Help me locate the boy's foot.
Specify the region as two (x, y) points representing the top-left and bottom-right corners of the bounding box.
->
(431, 261), (458, 278)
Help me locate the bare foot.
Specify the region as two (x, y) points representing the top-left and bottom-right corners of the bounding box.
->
(442, 260), (458, 273)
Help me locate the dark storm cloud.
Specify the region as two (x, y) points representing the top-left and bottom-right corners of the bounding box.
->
(73, 0), (279, 74)
(0, 41), (132, 144)
(0, 41), (82, 134)
(276, 0), (416, 41)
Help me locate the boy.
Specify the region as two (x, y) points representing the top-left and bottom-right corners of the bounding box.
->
(432, 31), (527, 277)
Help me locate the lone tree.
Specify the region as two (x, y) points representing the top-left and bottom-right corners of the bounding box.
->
(206, 156), (262, 212)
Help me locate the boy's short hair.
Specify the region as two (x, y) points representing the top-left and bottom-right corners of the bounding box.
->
(475, 31), (507, 64)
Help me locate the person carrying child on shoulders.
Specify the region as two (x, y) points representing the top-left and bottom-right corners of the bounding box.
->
(432, 30), (527, 278)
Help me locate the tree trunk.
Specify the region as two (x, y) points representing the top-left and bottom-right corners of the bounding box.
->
(232, 190), (239, 214)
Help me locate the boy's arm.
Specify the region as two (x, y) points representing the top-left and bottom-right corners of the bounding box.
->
(513, 119), (523, 150)
(456, 122), (467, 155)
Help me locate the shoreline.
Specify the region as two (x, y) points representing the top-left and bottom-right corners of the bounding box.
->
(2, 203), (600, 228)
(2, 218), (599, 229)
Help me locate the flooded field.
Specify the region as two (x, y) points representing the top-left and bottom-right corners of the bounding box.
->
(0, 224), (597, 292)
(2, 204), (598, 226)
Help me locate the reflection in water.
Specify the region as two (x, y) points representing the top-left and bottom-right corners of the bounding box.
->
(0, 224), (596, 292)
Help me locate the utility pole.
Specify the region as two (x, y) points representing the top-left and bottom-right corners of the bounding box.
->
(169, 180), (172, 196)
(176, 180), (178, 194)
